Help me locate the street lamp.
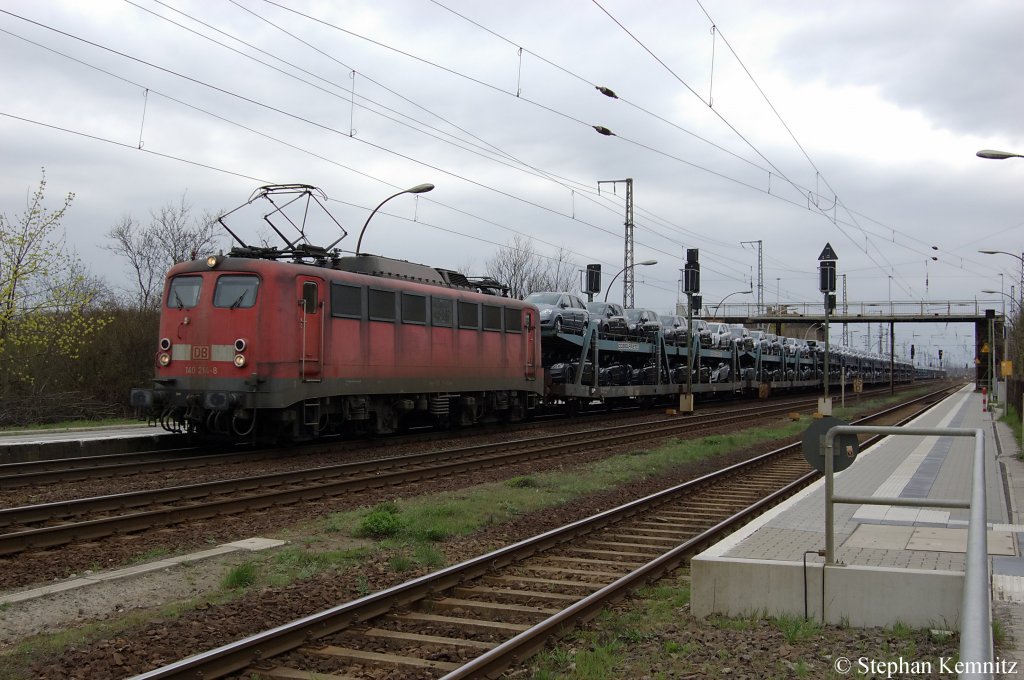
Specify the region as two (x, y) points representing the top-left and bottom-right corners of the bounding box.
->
(355, 183), (435, 255)
(982, 290), (1021, 312)
(803, 323), (823, 340)
(977, 149), (1024, 160)
(979, 250), (1024, 263)
(604, 260), (657, 302)
(979, 250), (1024, 318)
(711, 290), (753, 318)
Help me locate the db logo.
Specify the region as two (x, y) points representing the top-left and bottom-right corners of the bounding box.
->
(191, 345), (210, 361)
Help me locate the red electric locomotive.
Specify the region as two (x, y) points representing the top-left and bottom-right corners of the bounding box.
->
(130, 186), (543, 441)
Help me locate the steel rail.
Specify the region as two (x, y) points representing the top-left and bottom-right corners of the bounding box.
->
(0, 383), (927, 488)
(0, 400), (818, 554)
(0, 386), (953, 555)
(127, 386), (953, 680)
(0, 397), (809, 490)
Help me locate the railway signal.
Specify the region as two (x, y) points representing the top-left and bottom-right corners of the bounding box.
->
(818, 243), (838, 413)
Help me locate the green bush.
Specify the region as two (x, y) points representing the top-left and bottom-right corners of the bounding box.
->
(354, 505), (404, 538)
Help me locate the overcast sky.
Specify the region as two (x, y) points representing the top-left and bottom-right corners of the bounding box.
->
(2, 0), (1022, 367)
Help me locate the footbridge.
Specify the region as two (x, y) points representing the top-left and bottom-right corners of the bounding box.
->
(710, 298), (1006, 389)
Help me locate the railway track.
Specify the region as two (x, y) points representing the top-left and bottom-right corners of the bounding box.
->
(129, 385), (954, 680)
(0, 383), (932, 490)
(0, 395), (857, 556)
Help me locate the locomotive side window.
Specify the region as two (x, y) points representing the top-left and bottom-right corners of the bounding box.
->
(504, 307), (521, 333)
(368, 289), (396, 321)
(482, 304), (502, 332)
(330, 283), (362, 318)
(213, 275), (259, 309)
(458, 301), (479, 329)
(167, 275), (202, 309)
(401, 293), (427, 325)
(431, 297), (453, 327)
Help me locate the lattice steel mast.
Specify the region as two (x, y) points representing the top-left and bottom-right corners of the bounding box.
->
(598, 178), (634, 308)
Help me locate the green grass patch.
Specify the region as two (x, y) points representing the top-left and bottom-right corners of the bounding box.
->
(506, 475), (538, 488)
(1000, 404), (1023, 459)
(776, 613), (822, 642)
(709, 610), (766, 631)
(222, 562), (258, 590)
(993, 618), (1007, 646)
(131, 546), (173, 564)
(573, 642), (622, 679)
(888, 619), (914, 639)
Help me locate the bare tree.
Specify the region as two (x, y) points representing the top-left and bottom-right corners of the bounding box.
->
(539, 245), (578, 293)
(486, 236), (580, 299)
(151, 194), (220, 264)
(106, 192), (222, 309)
(106, 215), (163, 310)
(486, 235), (543, 299)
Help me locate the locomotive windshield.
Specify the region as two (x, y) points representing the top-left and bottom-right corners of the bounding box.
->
(167, 275), (201, 309)
(214, 275), (259, 309)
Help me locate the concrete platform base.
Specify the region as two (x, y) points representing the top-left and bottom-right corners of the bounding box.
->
(691, 556), (963, 628)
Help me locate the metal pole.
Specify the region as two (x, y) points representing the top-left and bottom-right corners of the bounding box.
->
(961, 427), (993, 679)
(597, 179), (635, 309)
(686, 292), (694, 398)
(822, 424), (992, 676)
(990, 315), (997, 403)
(824, 297), (830, 400)
(889, 321), (895, 395)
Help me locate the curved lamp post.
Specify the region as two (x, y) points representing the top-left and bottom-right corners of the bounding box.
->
(711, 290), (753, 318)
(982, 290), (1020, 313)
(604, 260), (657, 302)
(977, 149), (1024, 160)
(979, 249), (1024, 263)
(803, 323), (824, 340)
(355, 183), (434, 255)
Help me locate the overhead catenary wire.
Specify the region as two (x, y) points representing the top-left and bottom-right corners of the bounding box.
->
(422, 0), (982, 297)
(1, 4), (1000, 303)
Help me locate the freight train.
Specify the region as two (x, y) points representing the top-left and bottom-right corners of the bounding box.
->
(130, 185), (939, 441)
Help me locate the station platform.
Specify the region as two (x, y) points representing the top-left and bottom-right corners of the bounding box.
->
(692, 384), (1024, 641)
(0, 424), (175, 464)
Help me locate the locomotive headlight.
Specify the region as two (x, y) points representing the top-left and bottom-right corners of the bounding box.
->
(233, 354), (247, 368)
(234, 338), (247, 352)
(158, 352), (171, 366)
(206, 255), (220, 268)
(159, 337), (172, 351)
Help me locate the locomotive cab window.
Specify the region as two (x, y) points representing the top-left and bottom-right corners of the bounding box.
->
(213, 275), (259, 309)
(167, 275), (202, 309)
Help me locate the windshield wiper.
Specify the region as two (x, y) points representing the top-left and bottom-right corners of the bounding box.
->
(173, 291), (185, 310)
(229, 291), (247, 310)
